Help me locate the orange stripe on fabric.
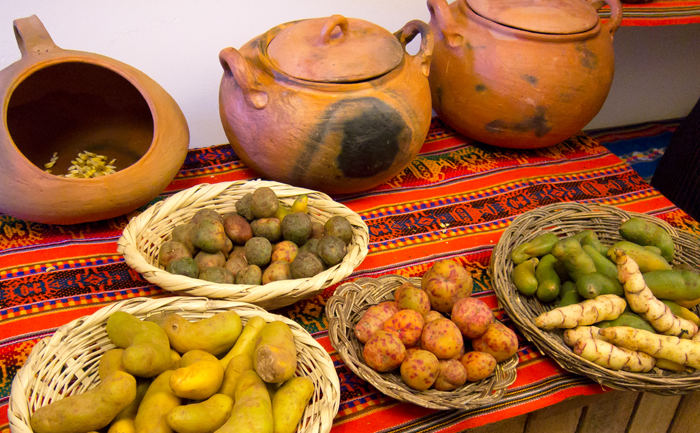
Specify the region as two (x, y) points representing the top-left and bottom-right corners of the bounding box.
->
(0, 243), (120, 272)
(0, 305), (103, 340)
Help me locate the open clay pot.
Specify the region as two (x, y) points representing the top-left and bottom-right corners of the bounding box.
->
(219, 15), (433, 195)
(427, 0), (622, 149)
(0, 15), (189, 225)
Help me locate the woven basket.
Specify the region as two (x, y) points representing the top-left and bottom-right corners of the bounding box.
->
(326, 274), (519, 410)
(118, 179), (369, 310)
(8, 296), (341, 433)
(491, 202), (700, 395)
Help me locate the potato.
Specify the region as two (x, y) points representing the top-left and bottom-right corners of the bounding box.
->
(107, 380), (149, 433)
(218, 353), (254, 399)
(223, 213), (254, 245)
(421, 259), (473, 313)
(30, 371), (137, 433)
(289, 251), (324, 279)
(217, 370), (273, 433)
(451, 297), (494, 339)
(191, 209), (223, 225)
(179, 348), (219, 366)
(171, 223), (198, 256)
(383, 309), (425, 347)
(194, 219), (228, 254)
(460, 351), (497, 382)
(262, 261), (292, 284)
(271, 377), (314, 433)
(254, 321), (298, 384)
(251, 187), (280, 219)
(363, 330), (407, 372)
(135, 370), (183, 433)
(432, 358), (468, 391)
(471, 322), (519, 362)
(225, 253), (248, 277)
(199, 266), (234, 284)
(159, 241), (191, 268)
(270, 240), (299, 263)
(424, 310), (445, 323)
(166, 393), (234, 433)
(236, 264), (263, 285)
(220, 316), (267, 367)
(194, 250), (226, 271)
(98, 348), (126, 380)
(399, 349), (439, 390)
(149, 311), (242, 356)
(420, 318), (464, 360)
(395, 285), (431, 316)
(106, 311), (171, 378)
(251, 218), (282, 242)
(170, 351), (225, 400)
(353, 301), (400, 344)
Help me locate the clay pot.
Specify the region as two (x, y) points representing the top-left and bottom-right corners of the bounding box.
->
(427, 0), (622, 149)
(0, 15), (189, 224)
(218, 15), (433, 195)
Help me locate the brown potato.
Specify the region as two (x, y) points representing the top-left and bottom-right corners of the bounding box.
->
(420, 318), (464, 360)
(451, 297), (494, 339)
(363, 330), (406, 372)
(471, 322), (519, 362)
(223, 213), (253, 245)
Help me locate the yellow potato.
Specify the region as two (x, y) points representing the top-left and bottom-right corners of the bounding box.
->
(107, 380), (149, 433)
(149, 311), (242, 356)
(170, 357), (225, 401)
(99, 348), (126, 380)
(30, 371), (137, 433)
(218, 353), (254, 400)
(254, 321), (297, 383)
(166, 393), (234, 433)
(220, 316), (267, 368)
(135, 370), (182, 433)
(106, 311), (171, 378)
(271, 377), (314, 433)
(217, 370), (273, 433)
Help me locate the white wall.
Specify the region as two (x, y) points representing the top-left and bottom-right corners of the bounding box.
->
(1, 1), (699, 148)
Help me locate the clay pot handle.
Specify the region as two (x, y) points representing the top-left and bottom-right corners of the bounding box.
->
(394, 20), (434, 77)
(588, 0), (622, 38)
(13, 15), (58, 57)
(219, 47), (268, 109)
(318, 15), (350, 45)
(427, 0), (463, 48)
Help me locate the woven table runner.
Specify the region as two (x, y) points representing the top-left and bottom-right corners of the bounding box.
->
(600, 0), (700, 25)
(1, 118), (698, 433)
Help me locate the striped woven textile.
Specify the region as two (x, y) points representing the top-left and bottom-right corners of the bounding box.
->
(1, 118), (698, 433)
(586, 119), (680, 183)
(599, 0), (700, 26)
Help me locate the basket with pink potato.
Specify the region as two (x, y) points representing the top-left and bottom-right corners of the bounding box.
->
(326, 261), (519, 410)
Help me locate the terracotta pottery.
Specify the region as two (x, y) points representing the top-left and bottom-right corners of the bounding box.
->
(0, 15), (189, 225)
(218, 15), (433, 195)
(427, 0), (622, 149)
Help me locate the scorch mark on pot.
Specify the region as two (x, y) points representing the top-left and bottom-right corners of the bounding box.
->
(485, 106), (552, 137)
(576, 43), (598, 70)
(292, 97), (408, 182)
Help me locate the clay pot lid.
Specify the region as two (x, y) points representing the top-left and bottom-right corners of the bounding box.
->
(267, 15), (404, 83)
(466, 0), (600, 34)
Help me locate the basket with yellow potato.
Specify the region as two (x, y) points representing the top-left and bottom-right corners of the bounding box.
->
(8, 296), (340, 433)
(491, 202), (700, 394)
(118, 179), (369, 310)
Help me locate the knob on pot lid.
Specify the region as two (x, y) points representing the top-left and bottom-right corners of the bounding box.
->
(466, 0), (600, 34)
(267, 15), (404, 83)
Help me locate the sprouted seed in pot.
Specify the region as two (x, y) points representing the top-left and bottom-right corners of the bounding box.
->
(43, 151), (117, 178)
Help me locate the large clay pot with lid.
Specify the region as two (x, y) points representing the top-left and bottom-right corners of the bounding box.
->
(0, 15), (189, 225)
(427, 0), (622, 149)
(218, 15), (433, 195)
